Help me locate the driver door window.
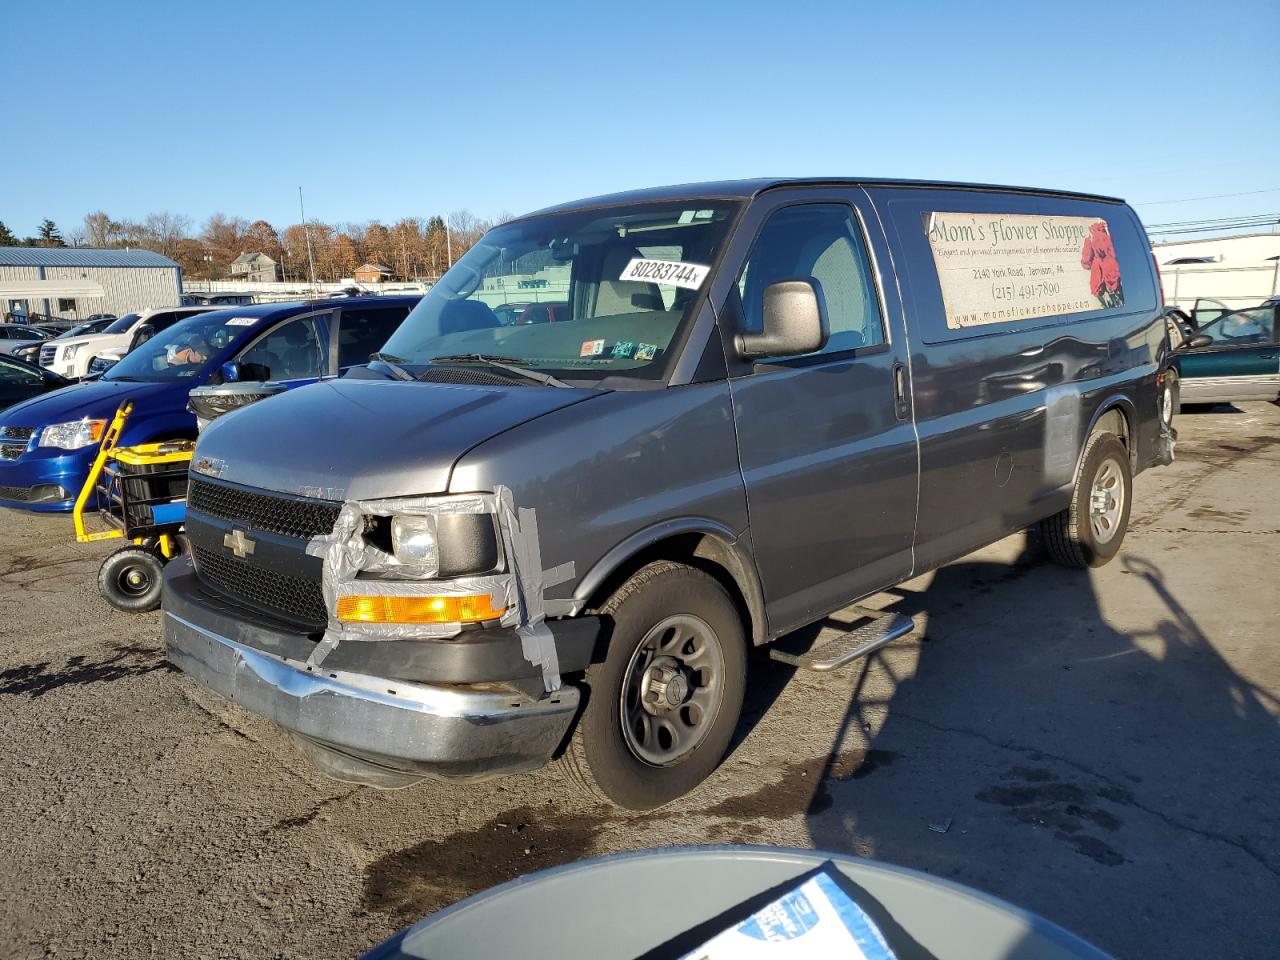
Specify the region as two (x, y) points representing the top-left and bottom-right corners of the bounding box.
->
(737, 203), (885, 359)
(237, 315), (327, 382)
(1198, 307), (1276, 346)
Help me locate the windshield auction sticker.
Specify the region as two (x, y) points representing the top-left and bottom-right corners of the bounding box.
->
(926, 213), (1124, 329)
(619, 258), (709, 290)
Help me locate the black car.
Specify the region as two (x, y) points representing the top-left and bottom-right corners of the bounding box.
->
(0, 353), (71, 411)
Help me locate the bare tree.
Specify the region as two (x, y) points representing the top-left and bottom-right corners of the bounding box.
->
(140, 212), (192, 258)
(82, 211), (120, 247)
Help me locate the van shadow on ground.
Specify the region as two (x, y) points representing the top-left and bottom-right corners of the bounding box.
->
(740, 536), (1280, 960)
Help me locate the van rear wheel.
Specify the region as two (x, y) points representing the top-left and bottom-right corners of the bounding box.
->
(561, 561), (747, 810)
(1041, 432), (1132, 568)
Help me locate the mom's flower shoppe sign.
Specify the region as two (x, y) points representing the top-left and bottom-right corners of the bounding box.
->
(926, 212), (1126, 329)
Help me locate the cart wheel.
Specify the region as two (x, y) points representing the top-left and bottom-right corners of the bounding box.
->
(98, 547), (165, 613)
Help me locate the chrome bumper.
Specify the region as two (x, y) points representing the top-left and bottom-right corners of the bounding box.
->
(164, 610), (580, 787)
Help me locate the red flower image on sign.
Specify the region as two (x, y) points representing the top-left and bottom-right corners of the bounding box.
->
(1080, 221), (1124, 309)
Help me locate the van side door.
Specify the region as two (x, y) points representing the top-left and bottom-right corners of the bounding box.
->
(867, 187), (1163, 570)
(722, 190), (918, 636)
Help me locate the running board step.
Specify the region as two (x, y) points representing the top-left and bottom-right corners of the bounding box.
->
(769, 609), (916, 672)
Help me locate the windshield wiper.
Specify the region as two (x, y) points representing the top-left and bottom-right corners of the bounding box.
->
(427, 354), (571, 388)
(369, 352), (415, 382)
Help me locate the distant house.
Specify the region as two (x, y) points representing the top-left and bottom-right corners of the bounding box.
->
(354, 262), (393, 283)
(230, 252), (280, 282)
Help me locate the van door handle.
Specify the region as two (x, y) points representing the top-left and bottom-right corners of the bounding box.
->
(892, 361), (909, 420)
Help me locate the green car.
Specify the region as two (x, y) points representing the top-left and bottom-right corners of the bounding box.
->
(1176, 303), (1280, 408)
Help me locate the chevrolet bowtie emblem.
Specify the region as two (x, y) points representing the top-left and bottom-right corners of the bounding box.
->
(223, 529), (256, 559)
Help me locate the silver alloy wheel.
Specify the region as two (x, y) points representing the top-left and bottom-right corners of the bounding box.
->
(1162, 383), (1174, 424)
(1089, 456), (1126, 544)
(619, 613), (725, 767)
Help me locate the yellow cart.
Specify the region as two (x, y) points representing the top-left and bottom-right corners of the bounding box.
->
(73, 401), (193, 611)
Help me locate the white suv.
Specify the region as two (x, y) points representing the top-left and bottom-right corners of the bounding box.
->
(39, 306), (218, 379)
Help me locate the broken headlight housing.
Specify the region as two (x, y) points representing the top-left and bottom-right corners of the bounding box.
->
(380, 511), (499, 579)
(391, 515), (439, 573)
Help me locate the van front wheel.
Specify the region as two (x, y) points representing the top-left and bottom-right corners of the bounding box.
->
(562, 561), (747, 810)
(1041, 432), (1133, 568)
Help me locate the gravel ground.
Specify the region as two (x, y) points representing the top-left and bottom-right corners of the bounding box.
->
(1, 402), (1277, 959)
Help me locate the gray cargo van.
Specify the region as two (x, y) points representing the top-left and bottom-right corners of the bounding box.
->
(164, 178), (1177, 809)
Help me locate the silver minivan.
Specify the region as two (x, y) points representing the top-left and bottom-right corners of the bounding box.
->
(165, 178), (1176, 808)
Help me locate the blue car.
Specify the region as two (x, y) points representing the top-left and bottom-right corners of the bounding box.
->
(0, 295), (419, 511)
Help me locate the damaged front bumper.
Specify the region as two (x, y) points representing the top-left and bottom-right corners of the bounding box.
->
(163, 557), (584, 787)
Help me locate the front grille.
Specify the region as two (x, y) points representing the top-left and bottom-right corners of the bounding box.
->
(187, 478), (341, 540)
(0, 426), (35, 441)
(39, 345), (56, 366)
(0, 444), (26, 461)
(0, 485), (32, 502)
(192, 545), (328, 628)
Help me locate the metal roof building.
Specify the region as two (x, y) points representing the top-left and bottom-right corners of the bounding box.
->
(0, 246), (182, 325)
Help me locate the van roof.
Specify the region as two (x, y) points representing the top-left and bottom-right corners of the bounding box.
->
(523, 177), (1125, 219)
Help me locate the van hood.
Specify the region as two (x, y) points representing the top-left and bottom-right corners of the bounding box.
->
(0, 377), (170, 428)
(193, 378), (602, 501)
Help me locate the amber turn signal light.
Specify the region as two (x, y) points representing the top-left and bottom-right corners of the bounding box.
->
(336, 593), (505, 624)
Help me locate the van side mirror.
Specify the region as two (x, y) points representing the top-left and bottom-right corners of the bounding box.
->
(219, 361), (242, 383)
(1182, 334), (1213, 350)
(737, 279), (829, 359)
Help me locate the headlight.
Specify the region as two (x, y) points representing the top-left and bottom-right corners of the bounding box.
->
(63, 344), (80, 360)
(38, 418), (106, 450)
(391, 515), (439, 575)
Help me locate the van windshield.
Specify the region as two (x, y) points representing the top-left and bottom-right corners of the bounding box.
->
(380, 200), (741, 381)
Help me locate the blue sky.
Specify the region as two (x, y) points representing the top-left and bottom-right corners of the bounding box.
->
(1, 0), (1276, 238)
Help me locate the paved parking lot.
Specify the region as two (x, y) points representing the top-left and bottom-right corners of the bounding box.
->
(1, 403), (1277, 960)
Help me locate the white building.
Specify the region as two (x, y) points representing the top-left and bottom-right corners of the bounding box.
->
(0, 247), (182, 324)
(1152, 232), (1280, 313)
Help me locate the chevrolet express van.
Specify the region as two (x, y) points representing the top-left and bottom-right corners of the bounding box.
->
(165, 178), (1176, 809)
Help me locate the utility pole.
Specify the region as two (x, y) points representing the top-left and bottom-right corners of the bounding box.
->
(299, 187), (318, 295)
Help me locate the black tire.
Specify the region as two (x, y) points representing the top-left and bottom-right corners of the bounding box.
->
(1041, 433), (1132, 569)
(561, 561), (747, 810)
(98, 547), (165, 613)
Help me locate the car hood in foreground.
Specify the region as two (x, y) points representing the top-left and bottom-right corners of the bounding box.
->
(193, 377), (602, 500)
